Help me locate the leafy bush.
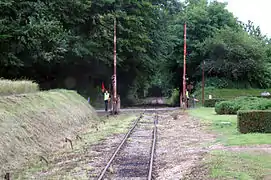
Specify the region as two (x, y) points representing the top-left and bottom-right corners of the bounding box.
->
(237, 110), (271, 133)
(204, 98), (225, 107)
(167, 88), (180, 106)
(215, 96), (271, 115)
(215, 101), (240, 114)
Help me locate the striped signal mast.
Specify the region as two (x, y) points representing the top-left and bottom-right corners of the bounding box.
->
(182, 23), (187, 108)
(113, 17), (118, 114)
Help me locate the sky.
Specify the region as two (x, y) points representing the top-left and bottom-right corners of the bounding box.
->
(216, 0), (271, 36)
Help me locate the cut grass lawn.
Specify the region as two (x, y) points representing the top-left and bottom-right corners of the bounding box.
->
(208, 150), (271, 180)
(193, 87), (271, 101)
(189, 107), (271, 180)
(189, 107), (271, 146)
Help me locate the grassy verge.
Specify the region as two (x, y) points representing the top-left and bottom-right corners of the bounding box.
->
(0, 79), (39, 96)
(77, 113), (137, 146)
(189, 107), (270, 146)
(208, 151), (271, 180)
(13, 114), (137, 179)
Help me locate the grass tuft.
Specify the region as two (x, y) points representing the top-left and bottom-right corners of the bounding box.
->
(0, 79), (39, 96)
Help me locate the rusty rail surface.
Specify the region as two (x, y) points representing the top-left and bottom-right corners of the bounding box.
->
(97, 111), (158, 180)
(148, 113), (158, 180)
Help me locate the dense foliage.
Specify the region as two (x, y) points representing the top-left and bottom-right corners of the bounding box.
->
(238, 110), (271, 133)
(1, 0), (271, 103)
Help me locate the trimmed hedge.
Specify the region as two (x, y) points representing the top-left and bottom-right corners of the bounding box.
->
(215, 96), (271, 115)
(237, 110), (271, 133)
(204, 98), (225, 107)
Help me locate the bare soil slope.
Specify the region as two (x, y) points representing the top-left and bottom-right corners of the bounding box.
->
(0, 89), (98, 177)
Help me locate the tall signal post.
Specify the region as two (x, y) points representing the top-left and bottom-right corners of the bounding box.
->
(182, 23), (187, 108)
(112, 17), (118, 114)
(202, 60), (205, 106)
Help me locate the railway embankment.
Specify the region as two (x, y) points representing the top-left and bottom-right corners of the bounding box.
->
(0, 87), (98, 178)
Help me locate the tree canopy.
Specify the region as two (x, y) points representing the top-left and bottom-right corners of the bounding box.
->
(1, 0), (271, 102)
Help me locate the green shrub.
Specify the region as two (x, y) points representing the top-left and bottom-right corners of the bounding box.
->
(215, 96), (271, 115)
(237, 110), (271, 133)
(167, 88), (180, 106)
(215, 101), (241, 114)
(204, 98), (225, 107)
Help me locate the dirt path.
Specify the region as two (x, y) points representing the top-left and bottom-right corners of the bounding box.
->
(209, 144), (271, 153)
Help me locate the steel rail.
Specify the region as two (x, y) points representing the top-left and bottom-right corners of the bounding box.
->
(97, 112), (145, 180)
(148, 113), (158, 180)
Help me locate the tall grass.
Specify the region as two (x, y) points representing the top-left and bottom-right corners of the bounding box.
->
(0, 79), (39, 96)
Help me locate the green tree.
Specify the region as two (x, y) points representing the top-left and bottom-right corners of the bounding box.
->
(201, 27), (271, 88)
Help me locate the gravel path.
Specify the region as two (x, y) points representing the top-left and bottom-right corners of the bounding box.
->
(153, 112), (216, 180)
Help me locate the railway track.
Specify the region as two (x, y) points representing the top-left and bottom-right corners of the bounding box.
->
(97, 111), (158, 180)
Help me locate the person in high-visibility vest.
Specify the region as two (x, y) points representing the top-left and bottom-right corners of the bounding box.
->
(186, 90), (189, 99)
(104, 90), (110, 111)
(186, 90), (189, 108)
